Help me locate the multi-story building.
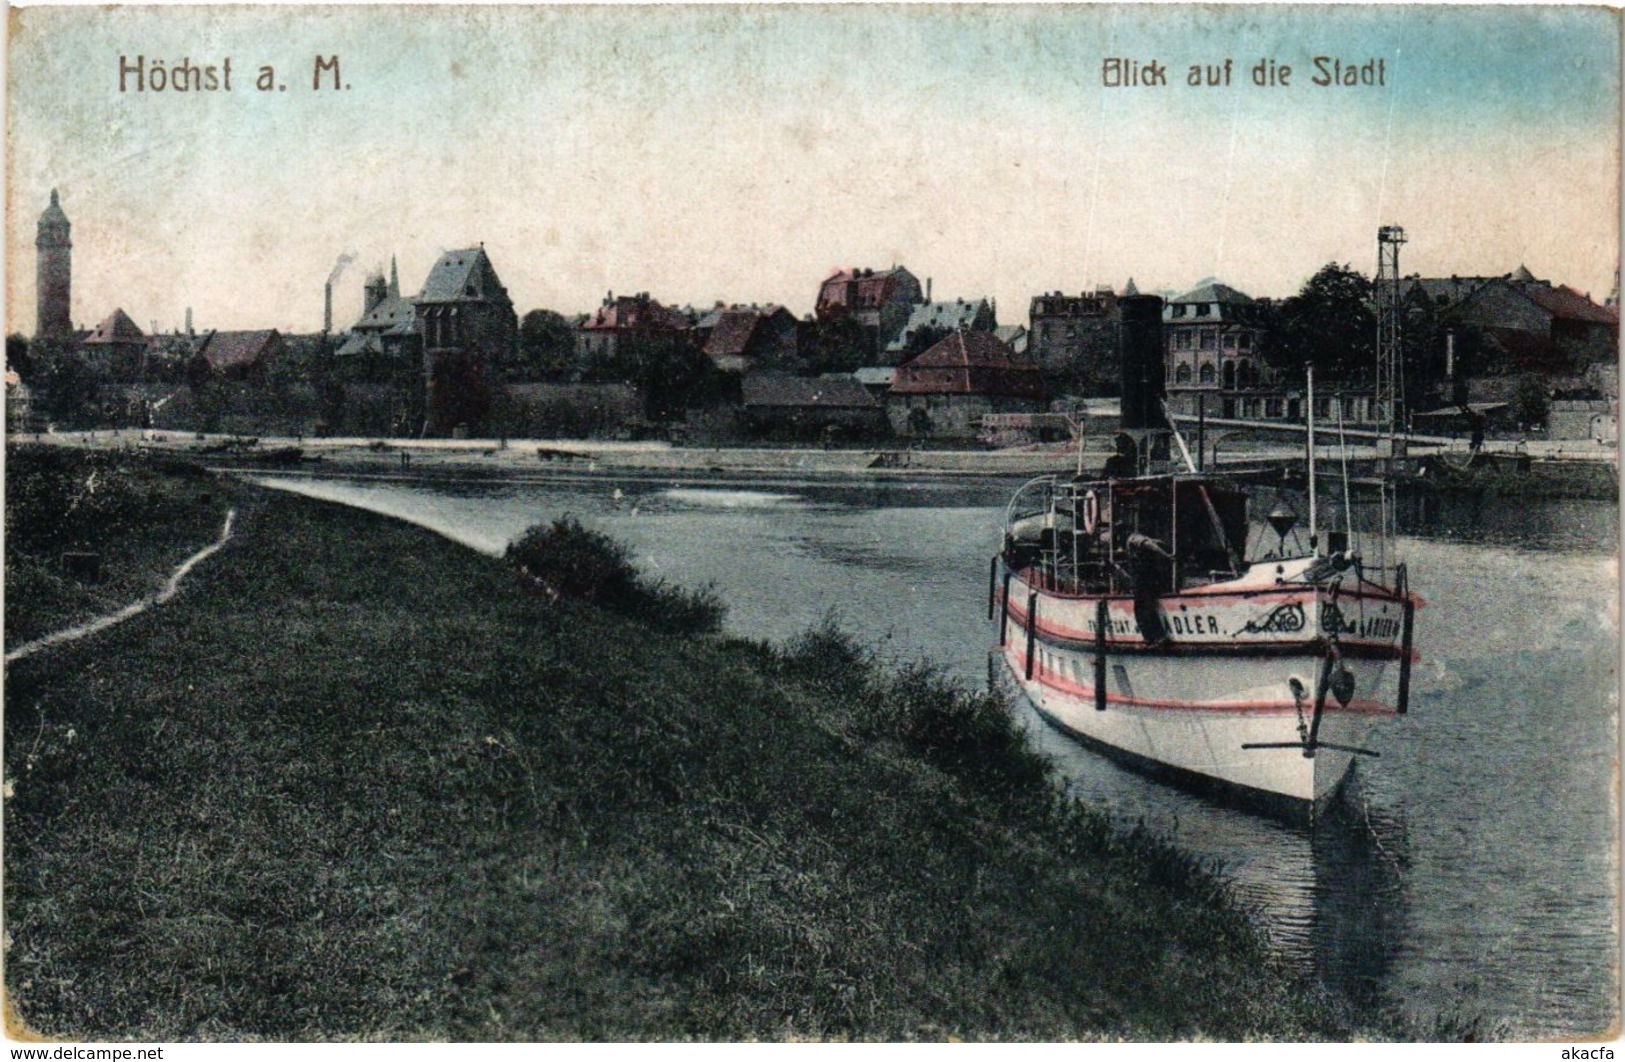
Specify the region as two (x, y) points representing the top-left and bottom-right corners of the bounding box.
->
(884, 297), (996, 362)
(1027, 286), (1119, 393)
(336, 257), (421, 372)
(576, 291), (691, 373)
(814, 266), (924, 359)
(1453, 267), (1619, 373)
(81, 308), (147, 378)
(415, 245), (516, 436)
(694, 304), (799, 374)
(1162, 281), (1272, 419)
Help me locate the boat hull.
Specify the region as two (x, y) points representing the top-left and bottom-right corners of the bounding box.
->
(995, 570), (1406, 814)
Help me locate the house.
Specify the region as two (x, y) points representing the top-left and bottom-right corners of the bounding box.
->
(81, 308), (147, 378)
(416, 245), (517, 437)
(695, 304), (799, 374)
(740, 372), (885, 440)
(1028, 286), (1119, 390)
(1162, 281), (1274, 419)
(888, 328), (1045, 438)
(335, 257), (420, 375)
(814, 266), (924, 357)
(576, 291), (691, 373)
(1400, 267), (1619, 374)
(1454, 268), (1619, 372)
(193, 329), (285, 381)
(884, 297), (996, 362)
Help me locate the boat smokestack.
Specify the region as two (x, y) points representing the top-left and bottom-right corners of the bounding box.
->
(324, 281), (332, 335)
(1119, 294), (1166, 430)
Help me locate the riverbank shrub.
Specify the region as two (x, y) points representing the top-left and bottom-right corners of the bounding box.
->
(505, 515), (724, 634)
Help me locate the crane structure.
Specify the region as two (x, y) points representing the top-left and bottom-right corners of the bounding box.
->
(1375, 225), (1407, 452)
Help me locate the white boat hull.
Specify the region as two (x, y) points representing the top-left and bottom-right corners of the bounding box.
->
(995, 567), (1408, 814)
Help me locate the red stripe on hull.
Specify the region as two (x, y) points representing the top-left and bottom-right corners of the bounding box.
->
(1021, 651), (1395, 716)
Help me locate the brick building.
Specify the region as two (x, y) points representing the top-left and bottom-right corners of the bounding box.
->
(815, 266), (924, 359)
(694, 304), (799, 374)
(576, 291), (691, 373)
(888, 328), (1045, 439)
(1028, 286), (1120, 394)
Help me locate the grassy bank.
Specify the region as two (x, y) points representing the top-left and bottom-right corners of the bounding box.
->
(6, 450), (1379, 1040)
(4, 446), (233, 648)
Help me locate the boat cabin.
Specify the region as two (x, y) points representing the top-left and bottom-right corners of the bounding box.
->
(1005, 474), (1250, 596)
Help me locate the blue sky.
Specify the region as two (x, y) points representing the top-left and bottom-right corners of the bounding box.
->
(8, 4), (1619, 334)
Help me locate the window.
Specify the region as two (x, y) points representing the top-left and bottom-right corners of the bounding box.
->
(1222, 361), (1236, 390)
(1199, 363), (1216, 385)
(1195, 304), (1210, 317)
(1171, 305), (1186, 318)
(1200, 332), (1216, 350)
(1223, 334), (1238, 350)
(1175, 364), (1193, 384)
(1238, 333), (1253, 350)
(1265, 398), (1284, 418)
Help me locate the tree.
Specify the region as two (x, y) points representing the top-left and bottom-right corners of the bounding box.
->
(39, 352), (102, 427)
(516, 309), (576, 381)
(1512, 374), (1550, 431)
(1263, 263), (1375, 382)
(6, 334), (32, 381)
(801, 316), (872, 376)
(595, 334), (715, 422)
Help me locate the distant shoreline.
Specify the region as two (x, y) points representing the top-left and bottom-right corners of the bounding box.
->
(16, 428), (1618, 498)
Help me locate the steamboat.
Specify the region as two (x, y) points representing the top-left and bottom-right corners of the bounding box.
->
(991, 294), (1418, 817)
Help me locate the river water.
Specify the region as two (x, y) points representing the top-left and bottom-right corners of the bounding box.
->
(250, 468), (1619, 1038)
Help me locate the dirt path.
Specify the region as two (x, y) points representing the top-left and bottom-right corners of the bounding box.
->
(5, 509), (237, 665)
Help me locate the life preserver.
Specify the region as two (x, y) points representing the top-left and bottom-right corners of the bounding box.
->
(1080, 490), (1099, 534)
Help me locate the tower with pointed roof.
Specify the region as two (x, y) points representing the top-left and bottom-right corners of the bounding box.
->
(36, 189), (72, 340)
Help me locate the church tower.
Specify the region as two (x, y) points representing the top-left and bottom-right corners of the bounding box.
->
(36, 189), (72, 340)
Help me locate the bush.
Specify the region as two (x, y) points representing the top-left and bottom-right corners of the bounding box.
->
(505, 516), (724, 634)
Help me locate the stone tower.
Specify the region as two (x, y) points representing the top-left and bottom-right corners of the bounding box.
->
(36, 189), (72, 340)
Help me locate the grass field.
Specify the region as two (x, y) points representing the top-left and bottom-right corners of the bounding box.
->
(4, 448), (1387, 1040)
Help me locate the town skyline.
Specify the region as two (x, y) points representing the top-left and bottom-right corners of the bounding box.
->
(8, 5), (1619, 336)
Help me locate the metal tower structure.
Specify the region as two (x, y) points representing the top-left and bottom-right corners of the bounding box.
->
(1375, 225), (1407, 445)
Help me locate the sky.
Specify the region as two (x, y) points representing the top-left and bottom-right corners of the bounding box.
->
(6, 3), (1620, 336)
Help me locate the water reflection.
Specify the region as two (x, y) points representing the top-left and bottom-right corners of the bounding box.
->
(999, 659), (1412, 1007)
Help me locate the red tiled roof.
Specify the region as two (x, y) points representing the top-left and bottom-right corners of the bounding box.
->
(582, 296), (689, 333)
(817, 267), (914, 315)
(1521, 284), (1619, 326)
(890, 330), (1045, 398)
(196, 330), (280, 372)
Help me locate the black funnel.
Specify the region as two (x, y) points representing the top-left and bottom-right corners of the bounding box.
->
(1119, 294), (1166, 430)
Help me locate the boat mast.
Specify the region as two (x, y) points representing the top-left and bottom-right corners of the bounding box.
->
(1306, 362), (1318, 554)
